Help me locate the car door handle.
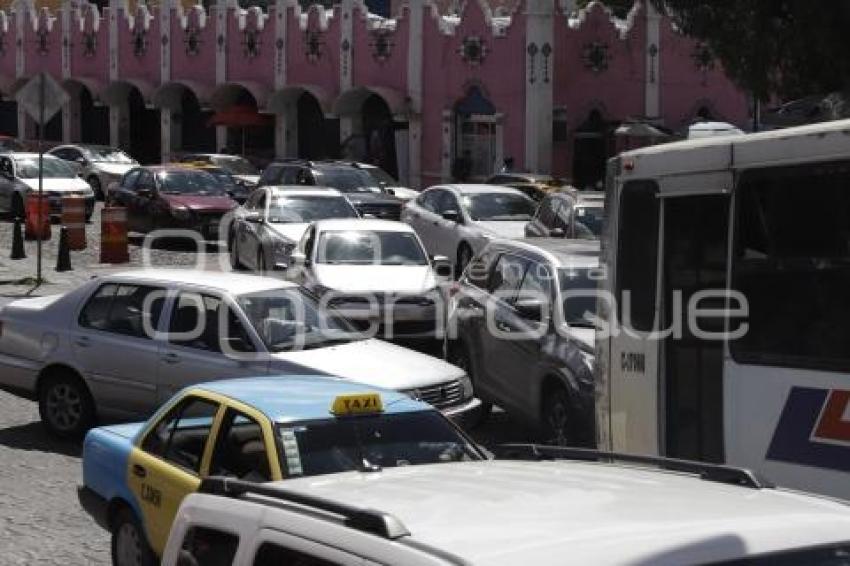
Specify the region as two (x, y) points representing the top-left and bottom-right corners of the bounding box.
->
(161, 352), (180, 364)
(75, 337), (91, 348)
(132, 464), (147, 479)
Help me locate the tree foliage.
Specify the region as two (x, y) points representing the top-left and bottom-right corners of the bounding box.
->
(653, 0), (850, 101)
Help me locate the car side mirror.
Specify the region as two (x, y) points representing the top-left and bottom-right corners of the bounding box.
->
(431, 255), (452, 279)
(442, 209), (461, 223)
(385, 187), (396, 196)
(76, 156), (89, 166)
(245, 212), (263, 224)
(514, 297), (544, 322)
(290, 250), (308, 265)
(549, 227), (565, 238)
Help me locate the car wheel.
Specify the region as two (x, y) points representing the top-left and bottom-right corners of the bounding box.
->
(111, 508), (157, 566)
(38, 372), (95, 439)
(456, 244), (473, 280)
(449, 341), (492, 428)
(541, 385), (575, 447)
(88, 176), (103, 201)
(11, 193), (24, 220)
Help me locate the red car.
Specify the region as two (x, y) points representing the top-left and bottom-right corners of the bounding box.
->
(108, 165), (237, 239)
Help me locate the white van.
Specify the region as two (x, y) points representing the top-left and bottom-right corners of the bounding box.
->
(162, 456), (850, 565)
(599, 118), (850, 501)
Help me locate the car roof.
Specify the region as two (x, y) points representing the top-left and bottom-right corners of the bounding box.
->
(270, 460), (850, 565)
(492, 172), (558, 182)
(490, 238), (600, 268)
(433, 184), (528, 196)
(312, 218), (415, 233)
(106, 269), (297, 293)
(135, 164), (200, 174)
(190, 375), (428, 423)
(265, 186), (343, 197)
(8, 152), (60, 159)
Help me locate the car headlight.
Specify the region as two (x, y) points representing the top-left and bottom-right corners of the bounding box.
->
(172, 206), (193, 221)
(458, 373), (474, 400)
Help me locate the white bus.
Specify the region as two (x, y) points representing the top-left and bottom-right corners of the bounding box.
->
(598, 119), (850, 500)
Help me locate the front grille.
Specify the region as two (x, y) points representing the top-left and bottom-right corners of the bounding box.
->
(356, 202), (402, 220)
(412, 380), (464, 409)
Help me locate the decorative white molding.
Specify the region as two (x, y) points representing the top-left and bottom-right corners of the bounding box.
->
(176, 3), (207, 30)
(645, 1), (661, 118)
(296, 4), (332, 32)
(127, 3), (153, 31)
(75, 3), (101, 33)
(340, 0), (353, 93)
(407, 0), (423, 189)
(215, 0), (227, 84)
(235, 6), (265, 31)
(568, 0), (637, 40)
(525, 0), (554, 173)
(61, 1), (70, 78)
(160, 0), (171, 84)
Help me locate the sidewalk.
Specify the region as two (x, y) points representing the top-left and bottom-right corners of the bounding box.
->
(0, 204), (229, 298)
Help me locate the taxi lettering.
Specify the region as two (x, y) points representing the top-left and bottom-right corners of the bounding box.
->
(331, 393), (384, 415)
(141, 483), (162, 508)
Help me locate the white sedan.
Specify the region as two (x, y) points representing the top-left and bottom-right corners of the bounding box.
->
(287, 219), (452, 339)
(0, 270), (478, 438)
(0, 152), (96, 219)
(228, 186), (359, 271)
(402, 184), (536, 275)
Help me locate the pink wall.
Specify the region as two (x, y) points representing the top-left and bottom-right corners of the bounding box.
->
(351, 4), (407, 95)
(68, 6), (109, 88)
(117, 6), (160, 89)
(170, 7), (216, 87)
(225, 8), (274, 88)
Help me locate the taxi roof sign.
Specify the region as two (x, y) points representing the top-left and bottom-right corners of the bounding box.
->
(331, 393), (384, 416)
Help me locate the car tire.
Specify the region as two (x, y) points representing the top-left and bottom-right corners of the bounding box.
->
(540, 384), (576, 447)
(37, 371), (96, 440)
(11, 193), (24, 220)
(456, 243), (473, 280)
(111, 507), (157, 566)
(449, 341), (492, 428)
(88, 176), (103, 201)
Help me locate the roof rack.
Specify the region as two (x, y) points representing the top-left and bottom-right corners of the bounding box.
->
(494, 444), (773, 489)
(199, 476), (411, 539)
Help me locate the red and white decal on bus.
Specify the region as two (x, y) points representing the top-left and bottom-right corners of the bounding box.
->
(767, 388), (850, 473)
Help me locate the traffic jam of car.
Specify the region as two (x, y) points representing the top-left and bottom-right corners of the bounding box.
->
(2, 128), (850, 566)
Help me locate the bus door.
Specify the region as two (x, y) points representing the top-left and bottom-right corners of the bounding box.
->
(661, 194), (730, 463)
(607, 180), (662, 454)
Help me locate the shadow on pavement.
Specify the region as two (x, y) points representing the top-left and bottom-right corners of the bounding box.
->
(0, 421), (81, 457)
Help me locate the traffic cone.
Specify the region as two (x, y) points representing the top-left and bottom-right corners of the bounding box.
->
(56, 226), (72, 272)
(11, 216), (25, 260)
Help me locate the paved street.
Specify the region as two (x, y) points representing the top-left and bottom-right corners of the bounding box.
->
(0, 211), (535, 563)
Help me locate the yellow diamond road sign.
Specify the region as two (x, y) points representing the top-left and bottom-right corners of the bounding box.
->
(15, 72), (68, 125)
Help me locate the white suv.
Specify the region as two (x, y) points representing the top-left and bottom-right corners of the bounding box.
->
(162, 449), (850, 565)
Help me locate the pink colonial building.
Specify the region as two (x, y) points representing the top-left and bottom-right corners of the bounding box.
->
(0, 0), (749, 189)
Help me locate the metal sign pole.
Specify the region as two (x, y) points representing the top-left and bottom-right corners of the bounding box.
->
(37, 72), (45, 285)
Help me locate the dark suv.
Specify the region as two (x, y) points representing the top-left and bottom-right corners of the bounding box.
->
(258, 160), (403, 220)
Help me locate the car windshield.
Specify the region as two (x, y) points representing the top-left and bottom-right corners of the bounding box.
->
(14, 156), (77, 179)
(559, 267), (598, 328)
(575, 205), (605, 237)
(363, 166), (396, 186)
(317, 230), (428, 265)
(202, 167), (237, 187)
(82, 147), (135, 163)
(268, 196), (358, 223)
(158, 170), (226, 195)
(237, 288), (359, 352)
(276, 411), (482, 478)
(211, 156), (259, 176)
(315, 168), (382, 194)
(462, 192), (536, 221)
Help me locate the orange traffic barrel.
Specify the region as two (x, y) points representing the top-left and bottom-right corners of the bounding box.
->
(61, 195), (86, 250)
(25, 193), (51, 241)
(100, 206), (129, 264)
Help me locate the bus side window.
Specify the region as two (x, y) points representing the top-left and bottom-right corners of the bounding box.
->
(616, 181), (660, 332)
